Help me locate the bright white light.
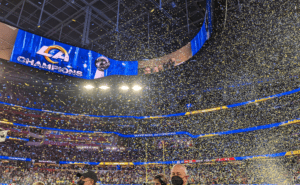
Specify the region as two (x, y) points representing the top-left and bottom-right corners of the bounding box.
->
(99, 85), (109, 90)
(120, 86), (129, 90)
(84, 85), (94, 89)
(132, 85), (142, 91)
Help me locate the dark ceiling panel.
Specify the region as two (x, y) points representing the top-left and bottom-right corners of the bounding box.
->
(44, 17), (60, 27)
(1, 0), (16, 9)
(6, 13), (19, 23)
(20, 8), (30, 17)
(44, 4), (59, 14)
(89, 32), (98, 40)
(84, 0), (95, 3)
(49, 0), (66, 8)
(56, 11), (69, 20)
(105, 10), (117, 19)
(0, 0), (206, 61)
(75, 14), (86, 23)
(92, 1), (107, 10)
(69, 31), (82, 39)
(30, 0), (44, 6)
(62, 6), (79, 16)
(73, 1), (87, 8)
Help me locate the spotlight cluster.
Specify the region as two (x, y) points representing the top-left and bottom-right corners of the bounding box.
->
(84, 85), (142, 91)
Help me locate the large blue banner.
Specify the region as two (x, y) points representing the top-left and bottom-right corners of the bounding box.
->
(10, 30), (138, 79)
(190, 0), (212, 56)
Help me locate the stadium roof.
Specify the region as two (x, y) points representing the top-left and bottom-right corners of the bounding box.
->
(0, 0), (206, 61)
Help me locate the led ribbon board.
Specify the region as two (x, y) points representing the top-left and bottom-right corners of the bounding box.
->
(0, 85), (299, 119)
(2, 117), (299, 138)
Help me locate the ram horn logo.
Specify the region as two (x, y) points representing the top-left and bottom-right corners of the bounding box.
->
(36, 45), (69, 64)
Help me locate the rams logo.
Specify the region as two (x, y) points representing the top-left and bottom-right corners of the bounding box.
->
(36, 45), (69, 64)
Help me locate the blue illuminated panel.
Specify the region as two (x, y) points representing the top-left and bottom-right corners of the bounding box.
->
(10, 30), (138, 79)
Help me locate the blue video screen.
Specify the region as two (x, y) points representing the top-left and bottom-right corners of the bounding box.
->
(10, 30), (138, 79)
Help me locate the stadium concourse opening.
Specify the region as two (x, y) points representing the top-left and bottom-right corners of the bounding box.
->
(0, 0), (300, 184)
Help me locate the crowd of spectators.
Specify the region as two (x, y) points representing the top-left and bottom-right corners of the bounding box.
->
(141, 59), (176, 75)
(1, 88), (300, 136)
(0, 123), (299, 163)
(0, 0), (299, 184)
(1, 64), (300, 118)
(0, 0), (299, 118)
(0, 155), (299, 185)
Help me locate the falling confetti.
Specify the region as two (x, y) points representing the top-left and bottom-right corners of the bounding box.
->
(0, 0), (299, 184)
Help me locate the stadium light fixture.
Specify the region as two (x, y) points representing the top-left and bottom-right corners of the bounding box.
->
(84, 85), (94, 89)
(120, 86), (129, 90)
(99, 85), (110, 90)
(132, 85), (142, 91)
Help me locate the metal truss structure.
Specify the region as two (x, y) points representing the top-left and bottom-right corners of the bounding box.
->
(0, 0), (206, 60)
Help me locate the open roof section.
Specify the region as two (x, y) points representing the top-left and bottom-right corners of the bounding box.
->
(0, 0), (206, 61)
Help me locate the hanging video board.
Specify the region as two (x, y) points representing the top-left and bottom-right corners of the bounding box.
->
(8, 29), (138, 79)
(0, 0), (212, 79)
